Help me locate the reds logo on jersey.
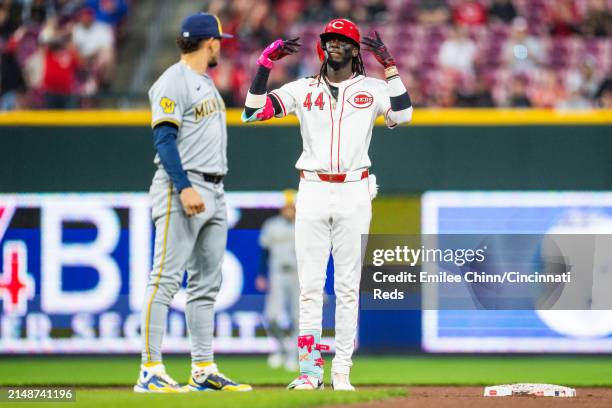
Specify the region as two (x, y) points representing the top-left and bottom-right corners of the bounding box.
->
(347, 91), (374, 109)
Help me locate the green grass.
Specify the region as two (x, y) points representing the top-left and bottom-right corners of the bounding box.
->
(2, 355), (612, 387)
(3, 389), (407, 408)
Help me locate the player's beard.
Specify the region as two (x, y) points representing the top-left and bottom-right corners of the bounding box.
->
(325, 43), (355, 71)
(208, 58), (218, 68)
(327, 52), (352, 71)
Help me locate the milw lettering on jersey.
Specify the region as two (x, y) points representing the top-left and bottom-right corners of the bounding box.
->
(195, 97), (226, 121)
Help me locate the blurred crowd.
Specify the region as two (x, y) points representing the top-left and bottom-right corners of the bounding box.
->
(1, 0), (610, 110)
(0, 0), (127, 109)
(206, 0), (612, 109)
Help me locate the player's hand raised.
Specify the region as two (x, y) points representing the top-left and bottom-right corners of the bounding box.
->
(362, 31), (395, 69)
(257, 38), (301, 68)
(269, 38), (301, 60)
(180, 187), (205, 216)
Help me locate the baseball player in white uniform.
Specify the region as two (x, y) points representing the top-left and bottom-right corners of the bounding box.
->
(257, 190), (299, 371)
(242, 19), (413, 390)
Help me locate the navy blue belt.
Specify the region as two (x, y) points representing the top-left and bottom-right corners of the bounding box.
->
(189, 171), (224, 184)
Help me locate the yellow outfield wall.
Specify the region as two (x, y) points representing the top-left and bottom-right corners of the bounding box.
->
(0, 108), (611, 126)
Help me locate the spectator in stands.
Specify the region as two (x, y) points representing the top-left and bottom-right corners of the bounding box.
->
(329, 0), (366, 23)
(0, 1), (22, 39)
(530, 69), (567, 108)
(417, 0), (450, 26)
(72, 6), (115, 88)
(39, 18), (80, 108)
(2, 0), (610, 109)
(210, 60), (247, 107)
(435, 86), (458, 107)
(455, 75), (495, 107)
(211, 62), (236, 107)
(300, 0), (333, 22)
(503, 17), (544, 73)
(509, 76), (532, 107)
(566, 60), (600, 100)
(268, 63), (292, 92)
(86, 0), (128, 27)
(0, 35), (26, 110)
(275, 0), (303, 28)
(7, 25), (44, 105)
(546, 0), (581, 37)
(582, 0), (612, 38)
(227, 0), (275, 49)
(488, 0), (517, 24)
(364, 0), (389, 23)
(556, 88), (593, 109)
(439, 25), (478, 76)
(452, 0), (487, 27)
(55, 0), (85, 16)
(30, 0), (47, 25)
(595, 76), (612, 107)
(402, 71), (425, 107)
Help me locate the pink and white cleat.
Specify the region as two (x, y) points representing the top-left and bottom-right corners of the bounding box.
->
(287, 374), (324, 390)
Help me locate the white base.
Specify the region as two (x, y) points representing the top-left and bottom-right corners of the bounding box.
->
(484, 383), (576, 397)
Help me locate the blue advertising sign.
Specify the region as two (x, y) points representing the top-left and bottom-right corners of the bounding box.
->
(0, 193), (336, 354)
(422, 192), (612, 353)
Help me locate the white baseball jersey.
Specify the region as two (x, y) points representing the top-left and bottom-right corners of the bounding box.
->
(269, 75), (404, 173)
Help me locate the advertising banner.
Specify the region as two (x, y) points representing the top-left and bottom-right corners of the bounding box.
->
(422, 192), (612, 353)
(0, 192), (329, 354)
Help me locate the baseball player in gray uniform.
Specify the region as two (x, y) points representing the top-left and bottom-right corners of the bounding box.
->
(134, 12), (251, 393)
(257, 190), (300, 371)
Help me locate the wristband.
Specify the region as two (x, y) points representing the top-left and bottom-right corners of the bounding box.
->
(256, 54), (273, 69)
(384, 65), (399, 81)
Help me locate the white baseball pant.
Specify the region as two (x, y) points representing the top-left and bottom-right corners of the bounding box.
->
(295, 176), (372, 375)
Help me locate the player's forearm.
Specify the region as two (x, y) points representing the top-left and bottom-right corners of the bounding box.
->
(243, 39), (299, 122)
(243, 65), (285, 122)
(386, 68), (413, 125)
(153, 123), (192, 192)
(244, 64), (272, 118)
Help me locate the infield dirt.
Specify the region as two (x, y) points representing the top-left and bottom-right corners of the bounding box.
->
(329, 386), (612, 408)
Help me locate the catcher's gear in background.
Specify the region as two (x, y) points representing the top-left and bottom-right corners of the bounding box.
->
(317, 18), (361, 62)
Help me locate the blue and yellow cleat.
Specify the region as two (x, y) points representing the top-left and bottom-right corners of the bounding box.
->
(187, 363), (252, 392)
(133, 364), (184, 393)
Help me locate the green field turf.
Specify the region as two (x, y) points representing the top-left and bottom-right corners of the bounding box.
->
(1, 389), (407, 408)
(2, 355), (612, 387)
(2, 355), (612, 407)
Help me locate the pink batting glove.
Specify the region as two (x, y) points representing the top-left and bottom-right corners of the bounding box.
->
(256, 38), (301, 69)
(257, 39), (284, 69)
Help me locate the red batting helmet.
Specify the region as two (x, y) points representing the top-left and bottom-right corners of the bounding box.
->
(317, 18), (361, 61)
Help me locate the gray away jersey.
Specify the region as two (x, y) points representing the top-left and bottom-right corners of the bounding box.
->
(259, 215), (297, 274)
(148, 62), (228, 175)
